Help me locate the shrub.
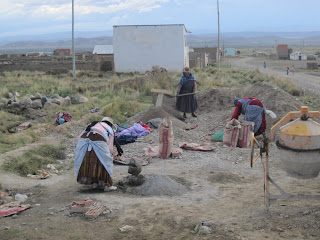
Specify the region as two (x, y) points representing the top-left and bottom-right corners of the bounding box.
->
(2, 144), (66, 176)
(102, 100), (148, 124)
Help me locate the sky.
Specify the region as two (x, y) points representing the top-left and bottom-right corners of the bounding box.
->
(0, 0), (319, 38)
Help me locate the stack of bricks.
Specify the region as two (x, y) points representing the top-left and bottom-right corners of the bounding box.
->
(69, 198), (104, 219)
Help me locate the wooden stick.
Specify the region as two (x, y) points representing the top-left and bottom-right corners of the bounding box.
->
(176, 91), (199, 97)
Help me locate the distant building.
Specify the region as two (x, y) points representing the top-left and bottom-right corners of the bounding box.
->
(93, 45), (114, 62)
(75, 51), (93, 60)
(113, 24), (189, 73)
(39, 52), (53, 57)
(276, 44), (292, 59)
(53, 49), (72, 56)
(224, 48), (236, 57)
(26, 52), (40, 57)
(93, 45), (113, 55)
(189, 49), (208, 68)
(92, 45), (114, 71)
(290, 51), (307, 61)
(192, 47), (218, 65)
(256, 52), (266, 57)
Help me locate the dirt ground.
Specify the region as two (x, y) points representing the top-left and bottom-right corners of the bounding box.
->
(227, 57), (320, 97)
(1, 57), (320, 240)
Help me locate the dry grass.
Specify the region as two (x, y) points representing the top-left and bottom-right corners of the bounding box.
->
(0, 66), (306, 153)
(1, 144), (66, 176)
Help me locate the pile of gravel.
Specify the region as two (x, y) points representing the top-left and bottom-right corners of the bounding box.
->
(127, 174), (189, 196)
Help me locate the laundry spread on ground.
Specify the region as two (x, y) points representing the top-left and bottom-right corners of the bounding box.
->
(178, 142), (215, 151)
(0, 201), (31, 217)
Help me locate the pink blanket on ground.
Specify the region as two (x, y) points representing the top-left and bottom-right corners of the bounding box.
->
(0, 202), (30, 217)
(178, 142), (215, 151)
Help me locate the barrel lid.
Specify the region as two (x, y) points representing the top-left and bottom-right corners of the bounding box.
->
(280, 118), (320, 137)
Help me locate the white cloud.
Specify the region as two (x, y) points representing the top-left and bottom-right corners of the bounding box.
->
(0, 0), (168, 18)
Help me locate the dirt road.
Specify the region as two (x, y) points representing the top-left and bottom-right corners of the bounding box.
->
(227, 56), (320, 96)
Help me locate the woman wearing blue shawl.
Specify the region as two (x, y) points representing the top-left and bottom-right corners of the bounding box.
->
(74, 117), (120, 191)
(176, 67), (198, 118)
(231, 97), (267, 136)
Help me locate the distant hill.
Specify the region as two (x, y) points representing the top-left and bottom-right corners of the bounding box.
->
(0, 36), (113, 54)
(0, 31), (319, 54)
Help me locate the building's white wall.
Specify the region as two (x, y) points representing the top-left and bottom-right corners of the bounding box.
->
(113, 25), (187, 73)
(290, 52), (307, 61)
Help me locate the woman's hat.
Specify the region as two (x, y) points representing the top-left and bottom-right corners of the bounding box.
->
(234, 98), (240, 106)
(183, 67), (190, 73)
(102, 117), (117, 130)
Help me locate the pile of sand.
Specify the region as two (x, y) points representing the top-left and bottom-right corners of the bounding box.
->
(127, 174), (189, 196)
(128, 106), (188, 129)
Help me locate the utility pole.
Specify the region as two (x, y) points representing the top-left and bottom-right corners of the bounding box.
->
(72, 0), (76, 79)
(217, 0), (220, 68)
(274, 40), (277, 59)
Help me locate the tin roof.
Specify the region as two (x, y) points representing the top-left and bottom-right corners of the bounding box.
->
(113, 24), (187, 32)
(277, 44), (288, 51)
(93, 45), (113, 54)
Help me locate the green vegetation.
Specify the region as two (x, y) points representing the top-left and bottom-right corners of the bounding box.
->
(102, 100), (149, 124)
(0, 110), (39, 153)
(2, 144), (66, 176)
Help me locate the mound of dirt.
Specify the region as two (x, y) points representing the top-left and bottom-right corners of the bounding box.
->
(208, 172), (247, 184)
(196, 87), (239, 114)
(128, 106), (188, 129)
(244, 82), (303, 119)
(127, 174), (189, 196)
(128, 82), (303, 137)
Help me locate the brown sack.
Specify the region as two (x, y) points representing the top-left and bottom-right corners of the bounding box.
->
(158, 117), (174, 159)
(223, 119), (241, 148)
(237, 120), (254, 148)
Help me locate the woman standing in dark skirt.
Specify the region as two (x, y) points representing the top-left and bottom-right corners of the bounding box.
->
(176, 67), (197, 118)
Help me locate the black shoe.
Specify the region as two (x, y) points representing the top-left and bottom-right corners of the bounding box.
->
(192, 113), (197, 117)
(183, 113), (187, 118)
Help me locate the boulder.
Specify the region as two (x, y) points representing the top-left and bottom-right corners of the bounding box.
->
(34, 92), (42, 99)
(70, 96), (77, 104)
(10, 102), (20, 108)
(41, 96), (48, 106)
(79, 96), (88, 103)
(16, 122), (32, 131)
(14, 91), (20, 97)
(32, 99), (43, 109)
(0, 98), (8, 105)
(91, 96), (99, 102)
(8, 92), (13, 98)
(52, 94), (60, 99)
(51, 98), (62, 105)
(63, 96), (72, 106)
(12, 95), (20, 103)
(44, 102), (59, 109)
(20, 97), (32, 109)
(128, 159), (142, 176)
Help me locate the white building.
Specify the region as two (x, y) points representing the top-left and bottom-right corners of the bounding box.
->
(290, 51), (307, 61)
(113, 24), (189, 73)
(93, 45), (113, 55)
